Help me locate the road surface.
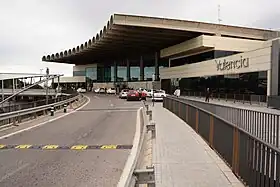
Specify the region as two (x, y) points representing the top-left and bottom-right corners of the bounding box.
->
(0, 94), (142, 187)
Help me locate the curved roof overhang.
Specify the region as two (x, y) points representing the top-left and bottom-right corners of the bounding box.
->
(42, 14), (279, 64)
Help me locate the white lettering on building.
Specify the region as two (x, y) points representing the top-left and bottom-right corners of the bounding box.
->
(215, 56), (249, 71)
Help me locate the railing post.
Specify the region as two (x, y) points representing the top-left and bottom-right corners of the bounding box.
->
(50, 106), (54, 116)
(242, 94), (245, 104)
(195, 109), (199, 132)
(209, 115), (214, 148)
(64, 104), (67, 113)
(232, 127), (240, 175)
(233, 94), (236, 103)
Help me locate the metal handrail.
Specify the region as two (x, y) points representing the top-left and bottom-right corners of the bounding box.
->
(0, 94), (79, 122)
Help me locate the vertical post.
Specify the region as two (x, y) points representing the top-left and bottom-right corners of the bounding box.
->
(23, 78), (25, 88)
(46, 68), (50, 105)
(126, 59), (130, 82)
(1, 79), (4, 103)
(140, 56), (144, 81)
(154, 52), (160, 81)
(12, 78), (15, 94)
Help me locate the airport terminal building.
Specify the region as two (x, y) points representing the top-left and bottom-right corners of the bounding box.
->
(42, 14), (280, 96)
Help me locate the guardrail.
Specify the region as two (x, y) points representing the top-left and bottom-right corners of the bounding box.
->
(0, 94), (77, 113)
(0, 94), (81, 127)
(164, 96), (280, 187)
(182, 91), (267, 106)
(178, 96), (280, 149)
(117, 102), (155, 187)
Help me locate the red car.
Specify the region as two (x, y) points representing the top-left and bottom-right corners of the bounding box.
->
(126, 90), (147, 101)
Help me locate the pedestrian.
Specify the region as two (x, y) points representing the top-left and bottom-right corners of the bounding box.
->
(173, 87), (181, 97)
(205, 88), (210, 102)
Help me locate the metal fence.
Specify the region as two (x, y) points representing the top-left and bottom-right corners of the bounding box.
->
(178, 97), (280, 149)
(163, 96), (280, 187)
(182, 91), (267, 106)
(0, 95), (76, 113)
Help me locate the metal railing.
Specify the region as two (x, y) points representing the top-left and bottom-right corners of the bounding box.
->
(118, 102), (155, 187)
(0, 95), (77, 113)
(178, 97), (280, 149)
(164, 96), (280, 187)
(182, 91), (267, 106)
(0, 94), (81, 127)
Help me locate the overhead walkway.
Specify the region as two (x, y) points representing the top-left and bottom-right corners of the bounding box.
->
(151, 103), (244, 186)
(2, 88), (58, 96)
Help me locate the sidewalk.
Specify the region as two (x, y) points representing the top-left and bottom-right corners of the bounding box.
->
(181, 96), (280, 115)
(151, 103), (244, 187)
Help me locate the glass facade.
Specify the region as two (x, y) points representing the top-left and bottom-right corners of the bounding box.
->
(85, 67), (97, 82)
(144, 67), (154, 81)
(73, 71), (86, 76)
(130, 67), (140, 81)
(117, 66), (127, 81)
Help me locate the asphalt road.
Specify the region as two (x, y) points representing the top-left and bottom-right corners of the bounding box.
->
(0, 94), (142, 187)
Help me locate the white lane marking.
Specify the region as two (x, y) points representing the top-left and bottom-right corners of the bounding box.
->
(94, 95), (100, 99)
(0, 163), (30, 182)
(0, 96), (90, 140)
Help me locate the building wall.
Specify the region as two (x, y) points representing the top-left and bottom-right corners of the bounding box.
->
(160, 35), (265, 58)
(73, 64), (97, 71)
(160, 45), (272, 79)
(54, 76), (85, 83)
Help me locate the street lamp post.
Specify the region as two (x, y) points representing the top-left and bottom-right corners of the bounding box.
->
(46, 67), (49, 105)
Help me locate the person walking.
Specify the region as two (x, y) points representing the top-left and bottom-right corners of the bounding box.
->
(205, 88), (210, 102)
(174, 87), (181, 97)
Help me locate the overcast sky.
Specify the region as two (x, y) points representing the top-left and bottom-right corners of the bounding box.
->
(0, 0), (280, 76)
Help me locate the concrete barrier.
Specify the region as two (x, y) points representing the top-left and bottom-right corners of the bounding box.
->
(117, 102), (155, 187)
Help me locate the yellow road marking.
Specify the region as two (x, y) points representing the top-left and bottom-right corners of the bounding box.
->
(0, 144), (6, 149)
(15, 144), (32, 149)
(71, 145), (88, 150)
(101, 144), (117, 149)
(42, 145), (59, 149)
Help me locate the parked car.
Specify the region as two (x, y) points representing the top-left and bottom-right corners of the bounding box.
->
(94, 88), (106, 93)
(77, 88), (86, 93)
(127, 90), (147, 101)
(107, 88), (116, 94)
(119, 89), (129, 99)
(151, 90), (166, 102)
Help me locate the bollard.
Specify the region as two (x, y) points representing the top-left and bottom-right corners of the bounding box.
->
(145, 104), (149, 111)
(50, 106), (54, 116)
(149, 112), (152, 121)
(63, 104), (67, 113)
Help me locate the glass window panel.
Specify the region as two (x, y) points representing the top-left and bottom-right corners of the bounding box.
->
(117, 66), (127, 81)
(130, 67), (140, 81)
(144, 67), (154, 81)
(85, 67), (97, 81)
(73, 71), (85, 76)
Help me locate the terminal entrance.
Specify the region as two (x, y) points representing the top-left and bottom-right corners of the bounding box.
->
(162, 71), (267, 96)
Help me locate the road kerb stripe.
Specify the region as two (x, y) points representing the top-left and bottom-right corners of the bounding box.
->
(0, 144), (133, 150)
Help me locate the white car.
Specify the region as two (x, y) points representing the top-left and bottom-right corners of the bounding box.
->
(152, 90), (166, 101)
(77, 88), (86, 93)
(107, 88), (116, 94)
(94, 88), (106, 93)
(119, 89), (129, 99)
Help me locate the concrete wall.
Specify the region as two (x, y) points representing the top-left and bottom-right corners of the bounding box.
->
(160, 45), (272, 80)
(54, 76), (86, 83)
(73, 64), (97, 71)
(160, 35), (265, 58)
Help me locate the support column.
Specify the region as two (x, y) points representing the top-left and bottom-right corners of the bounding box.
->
(1, 79), (4, 102)
(126, 59), (130, 82)
(140, 56), (144, 81)
(155, 52), (160, 81)
(12, 79), (15, 94)
(114, 61), (117, 83)
(270, 39), (280, 96)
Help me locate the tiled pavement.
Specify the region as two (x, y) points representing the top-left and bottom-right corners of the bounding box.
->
(151, 103), (244, 187)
